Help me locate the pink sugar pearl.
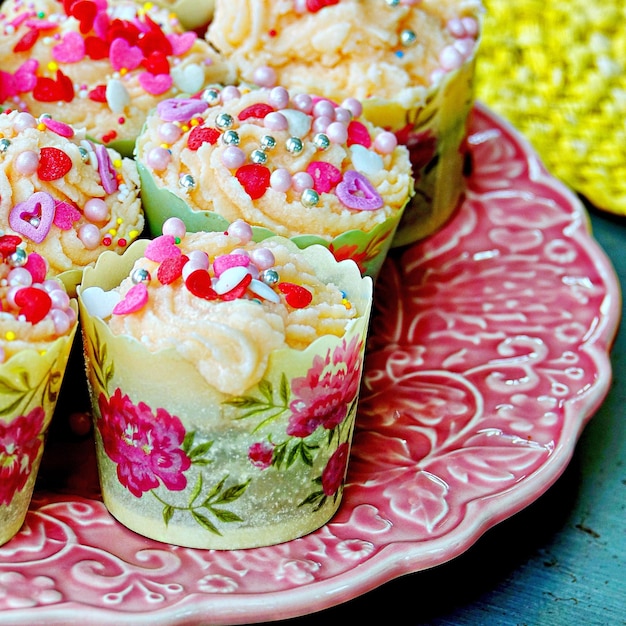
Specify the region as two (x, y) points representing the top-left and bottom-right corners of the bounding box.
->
(268, 86), (290, 108)
(78, 224), (101, 249)
(253, 65), (277, 88)
(462, 17), (479, 38)
(270, 168), (292, 193)
(84, 198), (109, 223)
(439, 45), (464, 71)
(162, 217), (186, 239)
(15, 150), (39, 175)
(221, 146), (246, 169)
(334, 107), (352, 124)
(13, 112), (37, 132)
(158, 122), (182, 144)
(326, 121), (348, 144)
(186, 249), (210, 269)
(312, 99), (335, 120)
(264, 111), (289, 131)
(341, 97), (362, 118)
(312, 115), (331, 134)
(221, 85), (241, 102)
(292, 171), (314, 192)
(374, 131), (398, 154)
(147, 147), (171, 171)
(292, 93), (313, 113)
(250, 247), (275, 271)
(227, 219), (253, 243)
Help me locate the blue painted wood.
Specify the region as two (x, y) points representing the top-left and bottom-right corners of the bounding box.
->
(283, 205), (626, 626)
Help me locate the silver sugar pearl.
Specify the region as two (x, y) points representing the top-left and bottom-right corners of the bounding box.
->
(301, 188), (320, 207)
(131, 267), (151, 285)
(0, 138), (11, 153)
(260, 135), (276, 151)
(250, 149), (268, 164)
(179, 174), (196, 190)
(313, 132), (330, 151)
(400, 29), (417, 46)
(8, 248), (27, 267)
(285, 136), (303, 154)
(29, 216), (41, 228)
(215, 112), (234, 129)
(260, 268), (279, 286)
(202, 87), (221, 105)
(78, 146), (90, 163)
(222, 129), (240, 146)
(385, 0), (400, 6)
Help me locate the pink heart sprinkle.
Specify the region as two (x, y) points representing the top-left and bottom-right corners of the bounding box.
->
(94, 143), (118, 194)
(14, 59), (38, 93)
(145, 235), (182, 262)
(335, 170), (383, 211)
(41, 117), (74, 138)
(53, 200), (81, 230)
(167, 31), (197, 56)
(213, 253), (251, 278)
(52, 31), (86, 64)
(9, 191), (55, 243)
(139, 72), (173, 96)
(306, 161), (342, 194)
(112, 283), (148, 315)
(109, 37), (143, 72)
(24, 252), (47, 283)
(156, 97), (208, 122)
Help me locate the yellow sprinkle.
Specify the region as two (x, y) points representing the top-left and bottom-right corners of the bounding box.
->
(47, 61), (58, 72)
(342, 299), (352, 310)
(5, 331), (15, 341)
(144, 2), (154, 9)
(37, 123), (46, 131)
(113, 159), (122, 168)
(181, 125), (190, 132)
(120, 68), (128, 76)
(160, 142), (170, 149)
(116, 218), (123, 225)
(129, 230), (139, 239)
(190, 119), (200, 127)
(108, 228), (117, 236)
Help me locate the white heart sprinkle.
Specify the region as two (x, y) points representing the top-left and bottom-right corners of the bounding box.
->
(279, 109), (311, 138)
(171, 64), (205, 94)
(248, 278), (281, 303)
(106, 79), (130, 114)
(350, 144), (384, 176)
(214, 266), (249, 294)
(81, 286), (121, 319)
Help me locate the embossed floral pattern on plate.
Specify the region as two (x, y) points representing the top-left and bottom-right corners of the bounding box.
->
(0, 104), (619, 625)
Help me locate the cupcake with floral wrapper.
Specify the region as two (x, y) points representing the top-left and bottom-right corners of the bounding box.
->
(0, 108), (143, 292)
(135, 86), (413, 279)
(150, 0), (215, 33)
(78, 218), (372, 549)
(206, 0), (483, 246)
(0, 0), (235, 157)
(0, 239), (78, 546)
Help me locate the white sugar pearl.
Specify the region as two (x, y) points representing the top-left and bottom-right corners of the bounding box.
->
(13, 112), (37, 131)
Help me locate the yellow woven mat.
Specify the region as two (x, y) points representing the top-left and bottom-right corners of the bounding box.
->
(474, 0), (626, 215)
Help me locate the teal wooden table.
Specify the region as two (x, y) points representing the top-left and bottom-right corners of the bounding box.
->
(283, 205), (625, 626)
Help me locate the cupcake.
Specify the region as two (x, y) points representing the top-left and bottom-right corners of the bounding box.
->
(0, 239), (78, 546)
(0, 0), (235, 156)
(78, 218), (372, 549)
(150, 0), (215, 33)
(207, 0), (484, 246)
(0, 108), (143, 288)
(135, 86), (414, 278)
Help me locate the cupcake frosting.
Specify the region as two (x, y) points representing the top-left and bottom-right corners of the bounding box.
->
(135, 86), (413, 240)
(0, 0), (235, 154)
(207, 0), (483, 106)
(81, 219), (362, 395)
(0, 109), (143, 275)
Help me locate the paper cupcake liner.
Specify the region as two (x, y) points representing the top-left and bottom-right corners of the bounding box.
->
(364, 27), (481, 247)
(78, 239), (373, 549)
(0, 320), (78, 546)
(138, 163), (404, 280)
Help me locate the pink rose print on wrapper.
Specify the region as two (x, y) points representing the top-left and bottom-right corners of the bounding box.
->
(0, 407), (45, 505)
(321, 442), (350, 496)
(287, 336), (363, 438)
(248, 441), (274, 469)
(97, 389), (191, 498)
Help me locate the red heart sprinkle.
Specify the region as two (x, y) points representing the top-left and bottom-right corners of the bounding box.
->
(24, 252), (47, 283)
(187, 126), (219, 150)
(157, 254), (188, 285)
(33, 70), (74, 103)
(69, 0), (97, 33)
(13, 28), (40, 53)
(238, 103), (275, 121)
(220, 273), (252, 301)
(0, 234), (23, 258)
(85, 36), (110, 60)
(235, 164), (271, 200)
(347, 120), (372, 148)
(185, 269), (218, 300)
(14, 287), (52, 324)
(306, 0), (340, 12)
(142, 51), (170, 76)
(277, 282), (313, 308)
(37, 147), (72, 181)
(88, 84), (107, 102)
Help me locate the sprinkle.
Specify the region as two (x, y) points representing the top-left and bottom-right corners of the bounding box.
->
(112, 283), (149, 315)
(37, 146), (72, 181)
(277, 282), (313, 308)
(235, 163), (271, 200)
(5, 331), (16, 341)
(336, 170), (383, 211)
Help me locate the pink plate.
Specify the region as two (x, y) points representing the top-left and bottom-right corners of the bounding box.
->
(0, 104), (620, 624)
